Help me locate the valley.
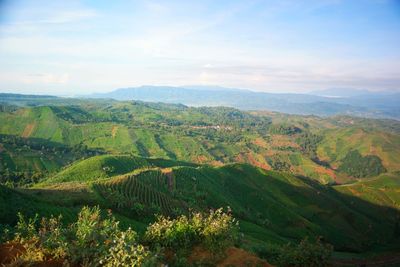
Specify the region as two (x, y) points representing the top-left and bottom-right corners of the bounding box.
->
(1, 94), (400, 265)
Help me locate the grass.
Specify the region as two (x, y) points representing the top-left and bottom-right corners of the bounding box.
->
(0, 99), (400, 256)
(317, 127), (400, 171)
(41, 155), (151, 184)
(1, 101), (399, 185)
(1, 152), (399, 254)
(58, 156), (398, 252)
(335, 172), (400, 209)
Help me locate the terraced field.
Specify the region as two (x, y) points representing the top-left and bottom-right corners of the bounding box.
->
(39, 155), (398, 252)
(1, 101), (399, 185)
(1, 97), (400, 258)
(93, 170), (178, 214)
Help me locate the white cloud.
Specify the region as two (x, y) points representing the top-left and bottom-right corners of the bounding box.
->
(0, 0), (399, 94)
(22, 73), (70, 84)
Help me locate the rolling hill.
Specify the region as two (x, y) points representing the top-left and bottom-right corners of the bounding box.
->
(87, 86), (400, 119)
(1, 98), (399, 186)
(21, 155), (400, 252)
(1, 95), (400, 261)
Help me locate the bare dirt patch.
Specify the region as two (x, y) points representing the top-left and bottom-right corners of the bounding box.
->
(270, 135), (299, 149)
(246, 153), (271, 170)
(111, 125), (118, 138)
(22, 123), (36, 138)
(189, 246), (273, 267)
(196, 155), (209, 163)
(0, 243), (24, 265)
(253, 138), (269, 148)
(331, 252), (400, 267)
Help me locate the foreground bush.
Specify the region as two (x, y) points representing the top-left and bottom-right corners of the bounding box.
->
(9, 206), (152, 266)
(145, 208), (238, 252)
(144, 208), (238, 266)
(255, 237), (333, 267)
(3, 206), (238, 266)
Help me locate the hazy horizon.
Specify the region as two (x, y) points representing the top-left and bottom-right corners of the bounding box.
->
(1, 84), (398, 98)
(0, 0), (399, 95)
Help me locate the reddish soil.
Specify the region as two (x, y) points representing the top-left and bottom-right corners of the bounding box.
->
(111, 125), (118, 138)
(0, 243), (24, 265)
(218, 247), (273, 267)
(235, 153), (271, 170)
(246, 153), (271, 170)
(270, 135), (299, 149)
(196, 155), (209, 163)
(21, 123), (36, 138)
(0, 243), (66, 267)
(189, 246), (273, 267)
(314, 165), (337, 180)
(253, 138), (268, 148)
(331, 252), (400, 267)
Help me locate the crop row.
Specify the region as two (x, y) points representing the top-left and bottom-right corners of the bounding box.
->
(93, 172), (175, 213)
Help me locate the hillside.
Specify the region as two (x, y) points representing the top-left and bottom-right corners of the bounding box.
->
(1, 96), (400, 263)
(317, 127), (400, 172)
(1, 99), (399, 186)
(0, 184), (77, 225)
(87, 86), (400, 119)
(46, 155), (151, 184)
(20, 155), (400, 252)
(335, 172), (400, 209)
(92, 163), (400, 251)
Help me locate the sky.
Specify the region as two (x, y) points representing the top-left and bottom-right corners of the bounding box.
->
(0, 0), (399, 95)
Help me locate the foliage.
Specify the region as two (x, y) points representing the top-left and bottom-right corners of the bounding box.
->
(255, 237), (333, 267)
(145, 208), (238, 253)
(8, 206), (152, 266)
(0, 98), (400, 262)
(269, 123), (302, 135)
(101, 228), (152, 267)
(296, 132), (323, 159)
(338, 150), (386, 178)
(4, 206), (241, 266)
(1, 99), (398, 186)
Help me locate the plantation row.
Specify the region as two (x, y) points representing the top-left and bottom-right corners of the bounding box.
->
(173, 166), (207, 185)
(134, 169), (171, 192)
(93, 172), (177, 214)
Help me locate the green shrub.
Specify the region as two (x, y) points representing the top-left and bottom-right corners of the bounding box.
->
(9, 206), (152, 267)
(4, 207), (241, 266)
(101, 228), (152, 267)
(338, 150), (386, 178)
(256, 237), (333, 267)
(38, 215), (68, 259)
(145, 208), (238, 252)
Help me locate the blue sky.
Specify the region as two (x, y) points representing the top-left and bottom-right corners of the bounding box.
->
(0, 0), (399, 94)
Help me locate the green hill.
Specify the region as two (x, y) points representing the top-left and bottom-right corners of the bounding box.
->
(40, 154), (197, 185)
(45, 155), (151, 184)
(317, 127), (400, 172)
(335, 172), (400, 209)
(1, 98), (400, 259)
(0, 184), (77, 225)
(32, 155), (399, 252)
(1, 100), (399, 185)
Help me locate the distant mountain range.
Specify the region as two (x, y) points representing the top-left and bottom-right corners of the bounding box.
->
(87, 86), (400, 119)
(309, 88), (384, 97)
